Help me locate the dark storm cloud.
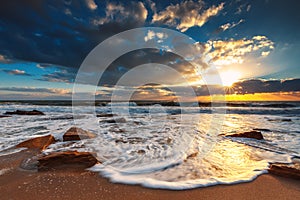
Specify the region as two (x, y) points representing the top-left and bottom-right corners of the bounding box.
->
(194, 85), (224, 96)
(99, 48), (196, 86)
(0, 0), (148, 68)
(190, 79), (300, 96)
(231, 78), (300, 95)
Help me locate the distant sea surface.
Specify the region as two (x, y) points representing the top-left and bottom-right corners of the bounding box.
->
(0, 101), (299, 189)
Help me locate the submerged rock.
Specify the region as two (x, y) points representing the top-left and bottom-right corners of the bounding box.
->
(226, 131), (264, 140)
(100, 117), (126, 124)
(63, 127), (96, 141)
(38, 151), (99, 171)
(16, 135), (56, 150)
(20, 155), (40, 170)
(267, 118), (292, 122)
(268, 163), (300, 179)
(253, 128), (271, 132)
(5, 109), (45, 115)
(96, 113), (116, 118)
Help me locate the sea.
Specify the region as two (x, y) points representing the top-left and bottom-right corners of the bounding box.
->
(0, 100), (299, 190)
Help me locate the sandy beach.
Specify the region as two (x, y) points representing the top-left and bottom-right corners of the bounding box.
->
(1, 150), (299, 200)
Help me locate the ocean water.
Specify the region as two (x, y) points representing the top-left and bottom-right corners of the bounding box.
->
(0, 101), (299, 190)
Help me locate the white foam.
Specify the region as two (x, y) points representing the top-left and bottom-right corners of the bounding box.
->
(0, 103), (299, 190)
(90, 164), (268, 190)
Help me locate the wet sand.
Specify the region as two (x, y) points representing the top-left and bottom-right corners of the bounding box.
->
(1, 150), (300, 200)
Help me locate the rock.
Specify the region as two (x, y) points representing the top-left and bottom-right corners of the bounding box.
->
(268, 118), (292, 122)
(292, 158), (300, 164)
(38, 151), (99, 171)
(268, 163), (300, 179)
(137, 149), (146, 154)
(96, 113), (115, 118)
(49, 115), (74, 120)
(0, 115), (11, 118)
(134, 101), (179, 106)
(115, 137), (145, 144)
(184, 152), (198, 162)
(133, 121), (143, 125)
(226, 131), (264, 140)
(16, 135), (56, 150)
(5, 109), (45, 115)
(100, 117), (126, 124)
(20, 155), (40, 170)
(253, 128), (271, 132)
(281, 119), (292, 122)
(63, 127), (96, 141)
(115, 139), (128, 143)
(166, 137), (172, 144)
(186, 152), (198, 159)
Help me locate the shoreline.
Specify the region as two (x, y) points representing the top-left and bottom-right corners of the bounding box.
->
(1, 150), (299, 200)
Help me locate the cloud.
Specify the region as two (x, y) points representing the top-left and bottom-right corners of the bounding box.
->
(215, 19), (244, 33)
(152, 0), (224, 32)
(0, 87), (71, 95)
(0, 54), (10, 63)
(204, 35), (274, 66)
(230, 78), (300, 95)
(146, 0), (157, 14)
(85, 0), (97, 10)
(37, 69), (75, 83)
(93, 1), (147, 26)
(2, 69), (32, 76)
(261, 51), (270, 57)
(96, 46), (209, 87)
(235, 2), (251, 14)
(0, 0), (148, 69)
(36, 63), (56, 69)
(131, 84), (177, 100)
(246, 5), (251, 12)
(144, 30), (167, 42)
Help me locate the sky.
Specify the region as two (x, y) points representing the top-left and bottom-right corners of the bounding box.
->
(0, 0), (299, 101)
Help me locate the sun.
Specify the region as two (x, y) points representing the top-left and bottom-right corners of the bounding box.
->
(220, 70), (241, 87)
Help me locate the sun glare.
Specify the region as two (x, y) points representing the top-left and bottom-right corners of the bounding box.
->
(220, 70), (241, 87)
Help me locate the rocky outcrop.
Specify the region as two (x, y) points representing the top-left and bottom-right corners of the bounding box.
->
(5, 109), (45, 115)
(268, 163), (300, 179)
(16, 135), (56, 150)
(226, 131), (264, 140)
(38, 151), (99, 171)
(63, 127), (96, 141)
(0, 115), (11, 118)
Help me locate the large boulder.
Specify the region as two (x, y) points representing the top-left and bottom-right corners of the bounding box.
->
(268, 163), (300, 179)
(16, 135), (56, 150)
(63, 127), (96, 141)
(226, 131), (264, 140)
(38, 151), (99, 171)
(5, 109), (45, 115)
